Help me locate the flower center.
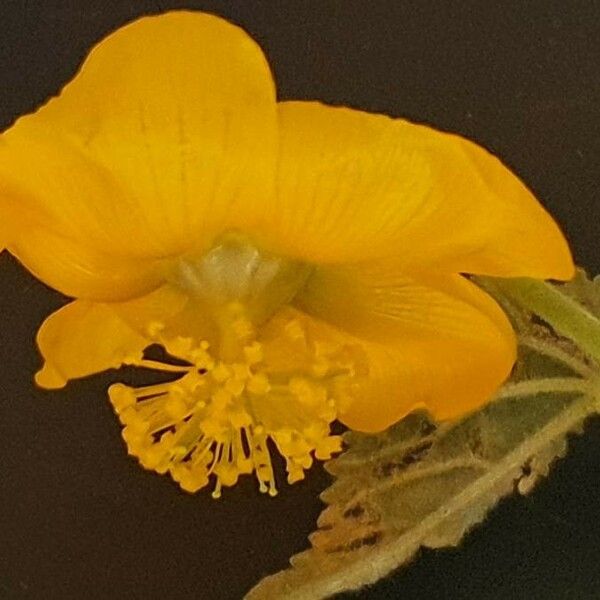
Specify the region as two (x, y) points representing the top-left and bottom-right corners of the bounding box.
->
(171, 232), (312, 331)
(109, 235), (360, 497)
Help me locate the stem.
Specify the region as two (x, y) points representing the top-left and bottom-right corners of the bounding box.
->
(518, 336), (595, 377)
(490, 277), (600, 364)
(495, 377), (592, 400)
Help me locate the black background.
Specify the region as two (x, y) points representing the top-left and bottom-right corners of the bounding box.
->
(1, 1), (600, 599)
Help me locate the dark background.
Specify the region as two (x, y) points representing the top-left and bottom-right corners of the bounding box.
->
(1, 1), (600, 599)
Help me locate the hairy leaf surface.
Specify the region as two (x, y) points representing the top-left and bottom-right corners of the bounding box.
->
(247, 271), (600, 600)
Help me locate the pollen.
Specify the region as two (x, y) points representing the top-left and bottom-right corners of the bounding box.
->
(108, 306), (354, 498)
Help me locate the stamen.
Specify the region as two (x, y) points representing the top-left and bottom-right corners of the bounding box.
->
(133, 359), (193, 373)
(108, 306), (354, 497)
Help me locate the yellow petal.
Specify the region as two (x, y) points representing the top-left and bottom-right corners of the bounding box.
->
(1, 133), (166, 299)
(35, 301), (148, 389)
(35, 284), (190, 388)
(267, 101), (573, 280)
(0, 132), (171, 262)
(2, 11), (277, 261)
(11, 222), (164, 301)
(297, 263), (516, 431)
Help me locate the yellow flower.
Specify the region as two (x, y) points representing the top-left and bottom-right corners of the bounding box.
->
(0, 11), (573, 498)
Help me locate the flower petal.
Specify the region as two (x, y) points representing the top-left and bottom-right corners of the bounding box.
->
(297, 263), (516, 431)
(35, 284), (189, 388)
(1, 134), (167, 299)
(0, 132), (165, 259)
(2, 11), (277, 261)
(35, 301), (148, 389)
(11, 221), (164, 301)
(268, 101), (573, 280)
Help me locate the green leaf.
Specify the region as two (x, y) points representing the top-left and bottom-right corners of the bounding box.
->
(247, 271), (600, 600)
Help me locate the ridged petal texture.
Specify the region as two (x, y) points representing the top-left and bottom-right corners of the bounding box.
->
(0, 11), (278, 299)
(269, 101), (573, 279)
(298, 264), (517, 430)
(0, 11), (575, 494)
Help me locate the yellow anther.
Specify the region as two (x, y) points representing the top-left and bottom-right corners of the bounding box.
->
(243, 342), (263, 365)
(165, 395), (189, 420)
(288, 438), (312, 457)
(200, 418), (224, 439)
(231, 363), (251, 381)
(284, 319), (305, 341)
(190, 347), (213, 368)
(246, 373), (271, 395)
(211, 363), (231, 383)
(287, 466), (305, 484)
(215, 464), (239, 487)
(120, 410), (149, 433)
(275, 429), (293, 445)
(182, 369), (205, 389)
(229, 408), (252, 428)
(139, 444), (168, 471)
(122, 426), (148, 452)
(315, 436), (343, 460)
(169, 445), (188, 461)
(319, 404), (337, 422)
(225, 377), (245, 396)
(108, 383), (137, 413)
(170, 464), (209, 494)
(303, 421), (328, 441)
(169, 336), (194, 356)
(299, 455), (313, 469)
(211, 388), (232, 409)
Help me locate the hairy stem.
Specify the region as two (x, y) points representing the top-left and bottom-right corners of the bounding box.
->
(488, 277), (600, 364)
(496, 377), (593, 400)
(519, 336), (595, 377)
